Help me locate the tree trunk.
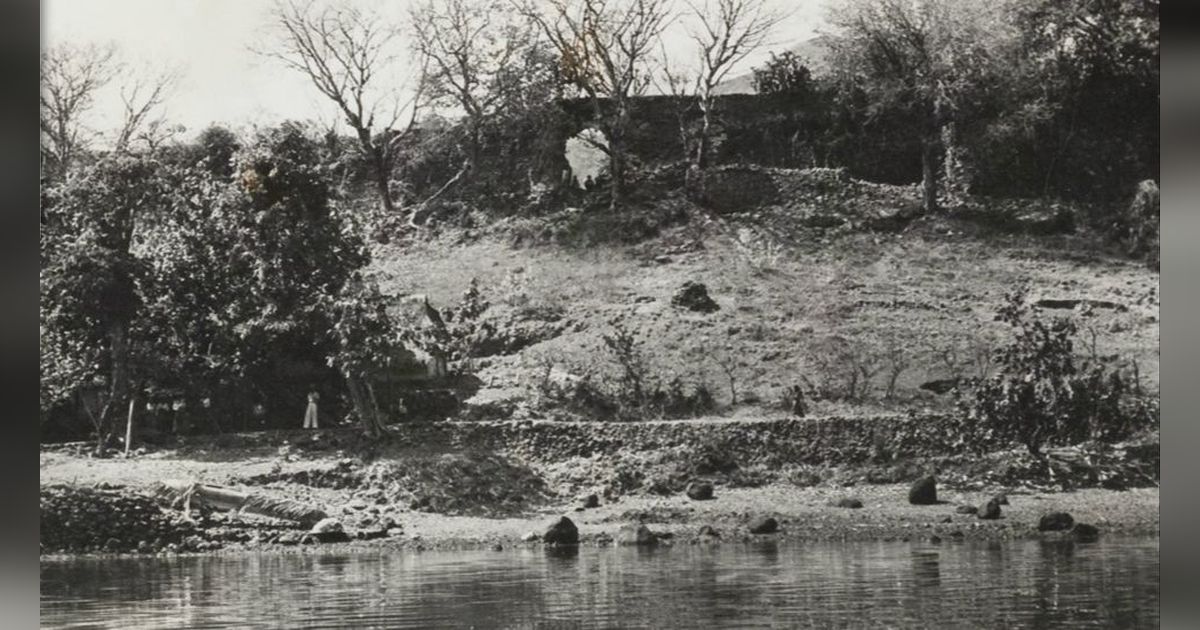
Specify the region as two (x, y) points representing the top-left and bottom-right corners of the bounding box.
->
(372, 152), (395, 214)
(608, 145), (625, 210)
(123, 394), (137, 458)
(607, 102), (633, 210)
(355, 128), (395, 214)
(96, 322), (131, 456)
(346, 373), (387, 437)
(469, 118), (482, 176)
(921, 137), (940, 215)
(150, 480), (329, 527)
(695, 97), (712, 169)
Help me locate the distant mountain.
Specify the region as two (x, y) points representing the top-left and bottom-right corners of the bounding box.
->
(713, 34), (835, 95)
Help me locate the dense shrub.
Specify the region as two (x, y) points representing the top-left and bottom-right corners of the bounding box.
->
(956, 288), (1157, 456)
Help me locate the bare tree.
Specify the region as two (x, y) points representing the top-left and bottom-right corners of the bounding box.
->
(516, 0), (673, 208)
(651, 40), (699, 163)
(684, 0), (785, 167)
(114, 64), (182, 154)
(411, 0), (536, 170)
(40, 43), (118, 182)
(262, 0), (425, 214)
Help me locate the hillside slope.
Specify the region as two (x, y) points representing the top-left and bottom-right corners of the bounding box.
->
(371, 167), (1159, 420)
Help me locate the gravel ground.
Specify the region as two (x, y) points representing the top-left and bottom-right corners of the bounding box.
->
(41, 438), (1158, 556)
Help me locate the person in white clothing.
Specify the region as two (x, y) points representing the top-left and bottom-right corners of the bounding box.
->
(303, 391), (319, 429)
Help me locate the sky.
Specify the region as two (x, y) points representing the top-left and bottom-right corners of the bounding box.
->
(43, 0), (827, 141)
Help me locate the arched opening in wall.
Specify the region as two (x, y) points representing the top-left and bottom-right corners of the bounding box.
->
(564, 128), (608, 190)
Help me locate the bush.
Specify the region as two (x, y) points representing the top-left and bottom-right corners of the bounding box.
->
(957, 288), (1158, 456)
(529, 321), (716, 421)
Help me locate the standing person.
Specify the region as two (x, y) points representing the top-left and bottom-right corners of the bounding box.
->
(303, 390), (319, 429)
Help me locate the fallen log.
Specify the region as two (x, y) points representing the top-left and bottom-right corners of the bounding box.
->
(148, 480), (328, 527)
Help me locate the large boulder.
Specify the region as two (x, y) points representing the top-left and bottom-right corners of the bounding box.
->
(308, 517), (351, 543)
(1038, 512), (1075, 532)
(581, 494), (600, 509)
(685, 482), (715, 501)
(748, 516), (779, 534)
(543, 516), (579, 545)
(671, 281), (719, 313)
(977, 499), (1002, 520)
(616, 524), (659, 546)
(310, 517), (344, 534)
(908, 476), (938, 505)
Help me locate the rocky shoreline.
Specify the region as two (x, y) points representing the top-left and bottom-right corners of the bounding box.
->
(40, 480), (1159, 560)
(40, 420), (1159, 559)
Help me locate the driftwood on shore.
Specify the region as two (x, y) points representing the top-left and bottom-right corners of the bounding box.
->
(148, 480), (328, 527)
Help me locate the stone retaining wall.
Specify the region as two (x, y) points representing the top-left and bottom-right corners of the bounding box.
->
(380, 414), (970, 466)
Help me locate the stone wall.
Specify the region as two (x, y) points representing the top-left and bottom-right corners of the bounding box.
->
(373, 414), (972, 467)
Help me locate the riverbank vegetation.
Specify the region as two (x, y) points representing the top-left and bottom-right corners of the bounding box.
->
(41, 0), (1157, 554)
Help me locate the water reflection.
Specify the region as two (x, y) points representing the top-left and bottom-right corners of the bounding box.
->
(910, 550), (941, 588)
(41, 537), (1159, 629)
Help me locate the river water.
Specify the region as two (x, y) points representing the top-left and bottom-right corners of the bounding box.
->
(41, 537), (1158, 629)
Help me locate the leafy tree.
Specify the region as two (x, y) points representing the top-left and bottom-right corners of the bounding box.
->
(194, 125), (241, 179)
(826, 0), (1018, 214)
(328, 278), (404, 437)
(42, 123), (411, 444)
(751, 51), (814, 98)
(146, 123), (369, 422)
(40, 156), (171, 454)
(972, 0), (1158, 201)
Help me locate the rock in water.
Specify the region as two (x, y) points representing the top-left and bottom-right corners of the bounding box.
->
(1038, 512), (1075, 532)
(671, 281), (719, 313)
(1071, 523), (1100, 542)
(697, 525), (721, 539)
(617, 524), (658, 546)
(908, 476), (938, 505)
(978, 499), (1002, 520)
(686, 482), (714, 501)
(832, 497), (863, 509)
(955, 505), (978, 515)
(521, 531), (540, 543)
(543, 516), (579, 545)
(748, 517), (779, 534)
